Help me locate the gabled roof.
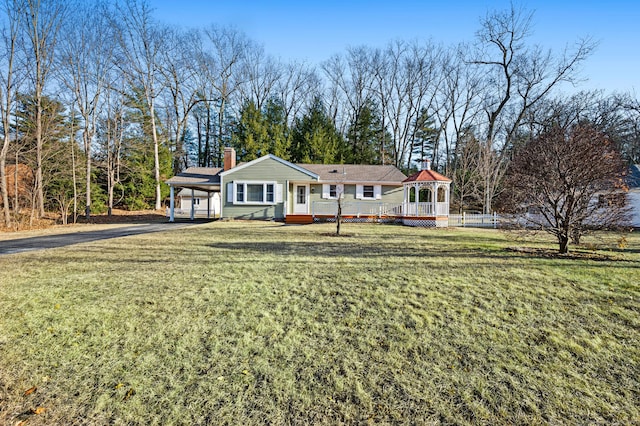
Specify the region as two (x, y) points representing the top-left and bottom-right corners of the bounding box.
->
(403, 169), (452, 183)
(299, 164), (407, 183)
(220, 154), (319, 179)
(166, 167), (222, 191)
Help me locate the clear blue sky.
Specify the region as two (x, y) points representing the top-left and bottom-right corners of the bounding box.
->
(150, 0), (639, 95)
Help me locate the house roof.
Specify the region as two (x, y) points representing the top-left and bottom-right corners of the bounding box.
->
(166, 157), (409, 188)
(627, 164), (640, 189)
(220, 154), (319, 179)
(403, 169), (452, 183)
(176, 188), (216, 197)
(166, 167), (222, 191)
(299, 164), (407, 183)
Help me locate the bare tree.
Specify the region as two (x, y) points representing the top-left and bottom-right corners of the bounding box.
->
(470, 4), (596, 214)
(112, 0), (167, 210)
(322, 47), (374, 137)
(201, 24), (249, 166)
(433, 45), (484, 177)
(21, 0), (67, 218)
(98, 80), (126, 215)
(370, 40), (441, 170)
(0, 0), (24, 227)
(159, 27), (201, 173)
(239, 45), (282, 111)
(276, 61), (320, 127)
(58, 0), (113, 218)
(504, 123), (628, 253)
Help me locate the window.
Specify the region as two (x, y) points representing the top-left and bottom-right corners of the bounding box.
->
(356, 184), (381, 200)
(322, 184), (344, 199)
(266, 184), (274, 202)
(230, 181), (280, 205)
(247, 184), (264, 202)
(236, 183), (244, 202)
(363, 185), (375, 199)
(297, 186), (306, 204)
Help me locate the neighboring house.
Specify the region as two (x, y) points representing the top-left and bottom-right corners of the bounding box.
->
(627, 164), (640, 228)
(166, 148), (452, 226)
(1, 164), (34, 210)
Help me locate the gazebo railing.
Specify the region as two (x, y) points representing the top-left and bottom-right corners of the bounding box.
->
(403, 202), (449, 216)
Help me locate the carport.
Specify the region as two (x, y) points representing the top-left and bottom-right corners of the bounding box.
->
(166, 167), (222, 222)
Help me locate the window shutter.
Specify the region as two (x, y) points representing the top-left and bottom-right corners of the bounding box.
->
(276, 184), (283, 203)
(374, 185), (382, 200)
(322, 184), (330, 199)
(355, 185), (363, 200)
(337, 184), (344, 199)
(226, 182), (234, 203)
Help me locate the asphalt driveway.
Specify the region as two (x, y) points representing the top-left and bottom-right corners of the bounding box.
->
(0, 222), (199, 256)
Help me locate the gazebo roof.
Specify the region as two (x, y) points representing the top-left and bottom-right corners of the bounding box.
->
(403, 169), (451, 183)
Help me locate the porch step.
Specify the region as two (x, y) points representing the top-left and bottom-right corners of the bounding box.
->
(285, 214), (314, 224)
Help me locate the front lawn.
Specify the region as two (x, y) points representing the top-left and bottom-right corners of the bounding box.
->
(0, 223), (638, 424)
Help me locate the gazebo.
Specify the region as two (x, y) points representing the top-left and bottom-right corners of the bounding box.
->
(402, 159), (451, 227)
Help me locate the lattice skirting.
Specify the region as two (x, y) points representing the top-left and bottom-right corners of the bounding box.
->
(402, 217), (448, 227)
(313, 216), (401, 224)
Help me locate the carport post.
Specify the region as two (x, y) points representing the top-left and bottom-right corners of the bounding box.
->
(190, 189), (195, 221)
(169, 186), (175, 222)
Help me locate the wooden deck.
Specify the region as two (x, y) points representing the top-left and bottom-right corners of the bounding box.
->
(284, 214), (315, 224)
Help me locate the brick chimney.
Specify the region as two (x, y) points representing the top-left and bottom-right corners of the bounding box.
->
(421, 158), (431, 171)
(223, 147), (236, 171)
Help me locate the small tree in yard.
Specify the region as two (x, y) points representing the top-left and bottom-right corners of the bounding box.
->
(504, 123), (629, 254)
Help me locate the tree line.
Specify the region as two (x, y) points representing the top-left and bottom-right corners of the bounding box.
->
(1, 0), (639, 228)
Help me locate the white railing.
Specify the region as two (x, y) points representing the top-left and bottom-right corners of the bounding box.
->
(449, 212), (498, 228)
(165, 208), (219, 218)
(403, 202), (449, 216)
(312, 201), (403, 217)
(311, 201), (450, 217)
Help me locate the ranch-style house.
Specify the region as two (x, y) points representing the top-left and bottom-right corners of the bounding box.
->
(166, 148), (452, 226)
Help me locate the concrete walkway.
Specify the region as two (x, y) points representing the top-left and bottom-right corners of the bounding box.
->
(0, 222), (199, 256)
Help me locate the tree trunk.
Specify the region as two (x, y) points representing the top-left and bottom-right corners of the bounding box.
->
(85, 130), (91, 219)
(0, 150), (10, 227)
(336, 198), (342, 236)
(150, 99), (162, 210)
(35, 96), (45, 218)
(558, 234), (569, 254)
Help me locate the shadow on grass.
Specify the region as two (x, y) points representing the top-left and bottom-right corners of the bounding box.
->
(206, 241), (541, 262)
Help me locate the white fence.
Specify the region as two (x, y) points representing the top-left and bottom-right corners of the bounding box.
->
(448, 213), (499, 228)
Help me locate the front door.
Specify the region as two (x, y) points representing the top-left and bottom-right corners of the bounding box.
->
(294, 184), (308, 214)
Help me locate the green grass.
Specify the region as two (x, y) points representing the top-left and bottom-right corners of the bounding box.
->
(0, 223), (639, 425)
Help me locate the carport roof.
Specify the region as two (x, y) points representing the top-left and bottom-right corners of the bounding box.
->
(166, 167), (222, 191)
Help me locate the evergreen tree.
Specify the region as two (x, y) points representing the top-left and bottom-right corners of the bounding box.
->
(289, 97), (346, 164)
(231, 98), (291, 162)
(410, 107), (439, 170)
(231, 100), (268, 162)
(263, 98), (291, 159)
(346, 100), (385, 164)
